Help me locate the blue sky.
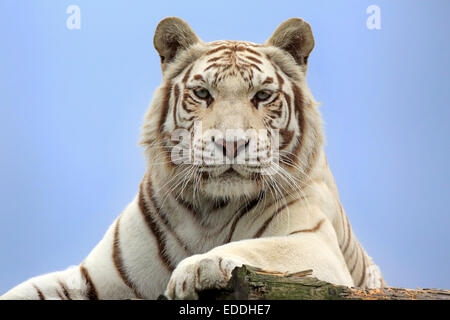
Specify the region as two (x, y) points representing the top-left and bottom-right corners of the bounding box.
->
(0, 0), (449, 293)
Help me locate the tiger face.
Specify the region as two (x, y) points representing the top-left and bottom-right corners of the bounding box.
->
(142, 17), (323, 201)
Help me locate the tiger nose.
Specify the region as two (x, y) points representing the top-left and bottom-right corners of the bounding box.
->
(214, 138), (249, 160)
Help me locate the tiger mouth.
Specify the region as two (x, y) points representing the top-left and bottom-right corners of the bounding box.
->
(201, 167), (240, 179)
(201, 167), (261, 182)
(220, 168), (241, 178)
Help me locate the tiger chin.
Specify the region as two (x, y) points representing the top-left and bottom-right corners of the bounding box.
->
(1, 17), (385, 300)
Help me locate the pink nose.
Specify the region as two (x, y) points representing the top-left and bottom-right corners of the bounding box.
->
(214, 138), (249, 160)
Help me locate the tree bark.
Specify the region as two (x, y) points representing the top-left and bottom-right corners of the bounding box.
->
(195, 265), (450, 300)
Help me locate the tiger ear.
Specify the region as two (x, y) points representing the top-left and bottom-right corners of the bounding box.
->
(265, 18), (315, 66)
(153, 17), (200, 71)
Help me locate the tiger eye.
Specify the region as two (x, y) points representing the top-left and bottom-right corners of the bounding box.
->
(255, 90), (271, 101)
(194, 88), (210, 99)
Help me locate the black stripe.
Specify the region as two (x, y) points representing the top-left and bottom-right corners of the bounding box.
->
(245, 55), (263, 65)
(212, 198), (230, 211)
(80, 265), (98, 300)
(158, 82), (172, 134)
(182, 65), (193, 83)
(32, 284), (45, 300)
(205, 45), (229, 56)
(254, 198), (300, 238)
(338, 204), (347, 248)
(147, 178), (191, 253)
(245, 47), (262, 57)
(283, 83), (305, 167)
(280, 91), (293, 149)
(172, 84), (180, 127)
(289, 218), (325, 235)
(138, 181), (175, 272)
(342, 214), (352, 255)
(357, 253), (367, 287)
(175, 191), (243, 239)
(225, 192), (265, 243)
(348, 245), (360, 275)
(56, 289), (64, 300)
(173, 193), (203, 224)
(58, 280), (72, 300)
(112, 216), (144, 299)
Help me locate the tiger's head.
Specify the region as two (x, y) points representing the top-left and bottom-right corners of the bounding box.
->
(142, 17), (323, 202)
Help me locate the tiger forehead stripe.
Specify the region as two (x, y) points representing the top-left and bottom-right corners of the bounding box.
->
(247, 63), (262, 72)
(206, 43), (263, 57)
(182, 65), (194, 84)
(263, 77), (274, 85)
(193, 74), (204, 81)
(245, 55), (263, 64)
(244, 47), (262, 57)
(204, 63), (220, 72)
(275, 71), (285, 88)
(207, 56), (222, 63)
(205, 45), (229, 56)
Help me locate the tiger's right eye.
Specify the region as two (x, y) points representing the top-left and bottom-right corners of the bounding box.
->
(194, 88), (211, 100)
(255, 90), (271, 101)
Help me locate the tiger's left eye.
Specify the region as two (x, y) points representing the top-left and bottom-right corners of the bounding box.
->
(194, 88), (211, 99)
(255, 90), (271, 101)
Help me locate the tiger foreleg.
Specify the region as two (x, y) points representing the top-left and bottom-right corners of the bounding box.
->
(165, 234), (354, 300)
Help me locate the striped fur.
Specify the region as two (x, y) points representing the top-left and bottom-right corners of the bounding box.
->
(1, 17), (385, 300)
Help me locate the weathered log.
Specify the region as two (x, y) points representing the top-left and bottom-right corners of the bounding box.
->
(195, 265), (450, 300)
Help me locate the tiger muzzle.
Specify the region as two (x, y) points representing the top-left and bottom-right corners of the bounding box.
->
(213, 138), (249, 160)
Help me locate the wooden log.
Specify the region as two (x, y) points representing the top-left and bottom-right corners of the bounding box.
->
(195, 265), (450, 300)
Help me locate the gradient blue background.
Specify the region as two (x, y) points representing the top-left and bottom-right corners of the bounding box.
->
(0, 0), (449, 293)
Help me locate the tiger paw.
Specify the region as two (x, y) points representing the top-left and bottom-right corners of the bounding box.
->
(164, 254), (244, 300)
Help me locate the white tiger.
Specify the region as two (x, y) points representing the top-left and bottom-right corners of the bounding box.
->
(1, 17), (385, 300)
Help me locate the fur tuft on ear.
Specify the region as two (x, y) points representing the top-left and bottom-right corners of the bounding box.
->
(153, 17), (200, 71)
(265, 18), (315, 66)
